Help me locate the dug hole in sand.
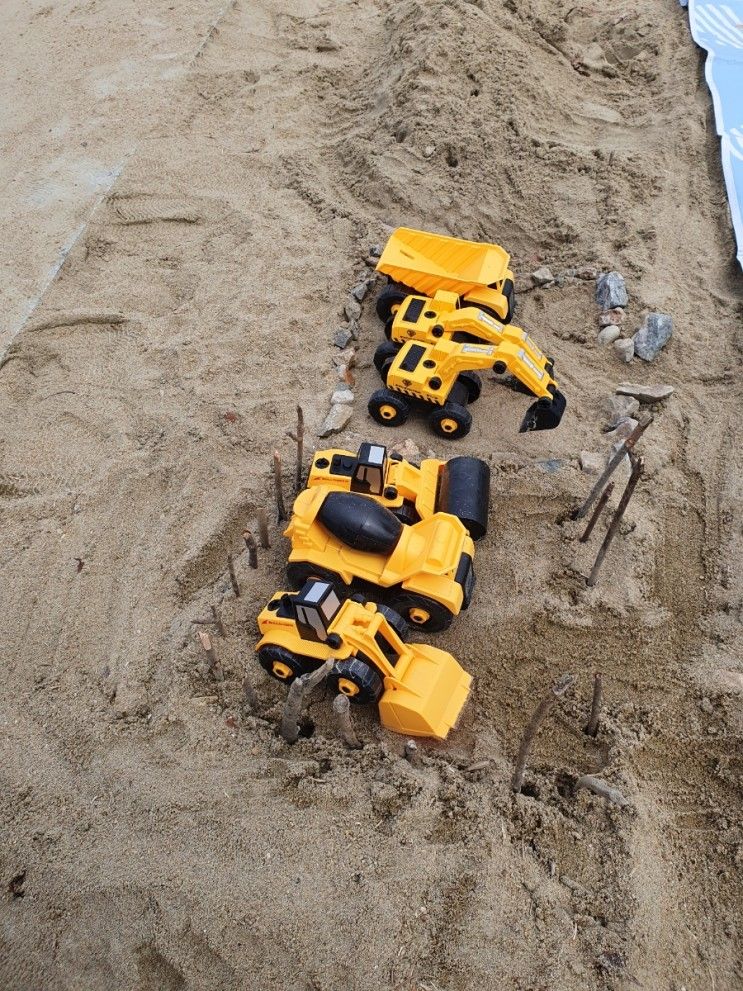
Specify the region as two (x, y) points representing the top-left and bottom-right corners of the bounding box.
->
(1, 1), (741, 989)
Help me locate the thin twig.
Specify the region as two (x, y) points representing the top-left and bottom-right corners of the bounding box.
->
(273, 450), (287, 523)
(587, 457), (643, 586)
(579, 483), (614, 543)
(256, 507), (270, 549)
(227, 552), (240, 598)
(295, 406), (304, 493)
(243, 530), (258, 569)
(575, 774), (629, 807)
(572, 415), (652, 521)
(333, 693), (362, 749)
(197, 630), (224, 682)
(511, 673), (574, 793)
(279, 660), (333, 744)
(191, 605), (224, 637)
(241, 674), (259, 712)
(585, 673), (603, 737)
(404, 739), (421, 767)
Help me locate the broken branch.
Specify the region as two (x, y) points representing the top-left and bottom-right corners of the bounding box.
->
(227, 552), (240, 598)
(585, 672), (603, 737)
(575, 774), (629, 807)
(579, 482), (614, 543)
(572, 415), (652, 521)
(294, 406), (304, 492)
(242, 530), (258, 569)
(587, 456), (643, 587)
(511, 673), (574, 793)
(256, 507), (270, 549)
(279, 660), (333, 744)
(333, 693), (361, 749)
(197, 629), (224, 682)
(273, 450), (287, 523)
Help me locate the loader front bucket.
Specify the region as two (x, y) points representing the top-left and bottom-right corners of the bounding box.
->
(378, 644), (472, 739)
(519, 389), (567, 433)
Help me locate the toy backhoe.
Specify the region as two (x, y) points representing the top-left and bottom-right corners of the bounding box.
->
(369, 331), (566, 438)
(256, 579), (472, 739)
(375, 227), (515, 324)
(307, 441), (490, 540)
(284, 487), (476, 631)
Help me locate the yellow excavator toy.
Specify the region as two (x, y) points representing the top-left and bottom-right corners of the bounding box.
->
(375, 227), (515, 324)
(256, 578), (472, 739)
(306, 441), (490, 540)
(284, 486), (475, 632)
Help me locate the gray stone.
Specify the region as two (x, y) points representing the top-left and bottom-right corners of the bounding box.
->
(606, 417), (639, 444)
(369, 243), (383, 258)
(614, 337), (634, 363)
(616, 382), (674, 403)
(347, 319), (360, 340)
(531, 266), (554, 287)
(332, 347), (355, 367)
(580, 451), (604, 475)
(633, 312), (673, 361)
(576, 266), (598, 280)
(333, 326), (353, 349)
(344, 297), (362, 321)
(317, 404), (353, 437)
(602, 394), (640, 430)
(423, 144), (436, 158)
(596, 271), (629, 309)
(330, 387), (354, 405)
(351, 281), (371, 303)
(599, 307), (625, 326)
(597, 325), (621, 346)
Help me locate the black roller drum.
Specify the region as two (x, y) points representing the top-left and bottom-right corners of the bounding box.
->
(318, 492), (403, 554)
(437, 457), (491, 540)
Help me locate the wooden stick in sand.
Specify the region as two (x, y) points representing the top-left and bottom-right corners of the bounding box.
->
(256, 506), (270, 549)
(227, 552), (240, 598)
(192, 605), (224, 637)
(279, 660), (333, 744)
(242, 530), (258, 569)
(288, 406), (304, 493)
(241, 674), (259, 712)
(587, 456), (643, 587)
(197, 629), (224, 682)
(333, 693), (361, 749)
(579, 483), (614, 543)
(575, 774), (629, 807)
(572, 415), (652, 521)
(273, 450), (287, 523)
(585, 672), (603, 737)
(511, 673), (574, 793)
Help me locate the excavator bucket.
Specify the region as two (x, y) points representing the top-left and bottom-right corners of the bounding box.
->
(378, 644), (472, 739)
(519, 389), (567, 433)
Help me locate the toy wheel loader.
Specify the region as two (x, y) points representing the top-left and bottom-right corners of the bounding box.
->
(284, 487), (476, 632)
(375, 227), (515, 324)
(307, 441), (491, 540)
(256, 578), (472, 739)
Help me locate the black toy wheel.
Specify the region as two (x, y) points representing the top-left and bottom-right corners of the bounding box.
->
(329, 657), (384, 705)
(376, 281), (409, 322)
(384, 316), (395, 340)
(368, 389), (410, 428)
(428, 402), (472, 440)
(374, 604), (410, 642)
(457, 370), (482, 403)
(386, 592), (454, 633)
(258, 645), (315, 684)
(373, 340), (400, 377)
(286, 561), (345, 591)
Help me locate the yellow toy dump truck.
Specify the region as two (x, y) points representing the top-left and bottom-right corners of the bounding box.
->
(284, 487), (476, 632)
(306, 441), (491, 540)
(256, 579), (472, 739)
(375, 227), (515, 324)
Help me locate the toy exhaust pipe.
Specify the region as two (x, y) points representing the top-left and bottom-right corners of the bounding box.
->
(519, 389), (567, 433)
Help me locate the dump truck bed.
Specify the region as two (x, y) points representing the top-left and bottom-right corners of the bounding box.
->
(377, 227), (511, 296)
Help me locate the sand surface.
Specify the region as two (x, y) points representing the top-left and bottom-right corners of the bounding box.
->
(1, 1), (742, 989)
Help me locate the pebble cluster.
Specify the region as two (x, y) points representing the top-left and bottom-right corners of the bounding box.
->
(593, 271), (674, 365)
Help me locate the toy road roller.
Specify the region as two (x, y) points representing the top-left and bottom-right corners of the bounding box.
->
(375, 227), (515, 325)
(256, 579), (472, 739)
(307, 441), (490, 540)
(284, 487), (475, 632)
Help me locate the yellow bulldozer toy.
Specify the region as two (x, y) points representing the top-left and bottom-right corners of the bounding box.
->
(306, 441), (491, 540)
(375, 227), (515, 324)
(370, 288), (566, 435)
(284, 486), (476, 632)
(256, 578), (472, 739)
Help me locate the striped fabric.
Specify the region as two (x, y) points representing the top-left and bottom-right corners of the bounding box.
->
(688, 1), (743, 266)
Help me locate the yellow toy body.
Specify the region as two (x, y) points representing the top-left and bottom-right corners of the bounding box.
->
(256, 580), (472, 739)
(284, 486), (476, 632)
(376, 227), (515, 323)
(307, 442), (491, 540)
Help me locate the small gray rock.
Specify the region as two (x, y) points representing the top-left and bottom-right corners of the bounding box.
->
(599, 308), (625, 326)
(602, 394), (640, 430)
(633, 312), (673, 361)
(596, 271), (629, 309)
(317, 403), (353, 437)
(606, 417), (638, 444)
(531, 266), (554, 287)
(369, 243), (383, 258)
(616, 382), (675, 403)
(332, 347), (355, 367)
(347, 319), (360, 340)
(333, 326), (353, 349)
(330, 387), (354, 405)
(597, 325), (621, 346)
(580, 451), (604, 475)
(351, 281), (371, 303)
(576, 266), (598, 280)
(344, 298), (362, 322)
(614, 337), (634, 363)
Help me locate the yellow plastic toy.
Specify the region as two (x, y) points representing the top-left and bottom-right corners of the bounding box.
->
(256, 579), (472, 739)
(307, 441), (491, 540)
(375, 227), (515, 324)
(284, 486), (476, 632)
